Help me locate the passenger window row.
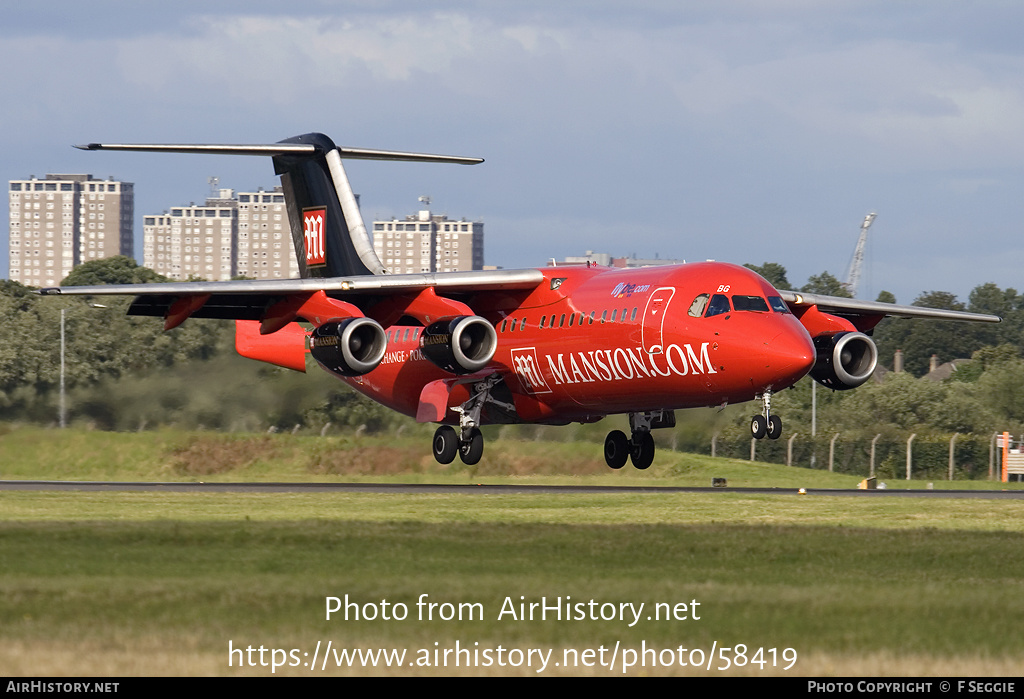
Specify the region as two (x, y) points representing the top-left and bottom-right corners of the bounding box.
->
(382, 292), (788, 340)
(498, 306), (640, 333)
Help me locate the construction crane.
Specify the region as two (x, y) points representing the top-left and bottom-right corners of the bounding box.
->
(843, 212), (876, 298)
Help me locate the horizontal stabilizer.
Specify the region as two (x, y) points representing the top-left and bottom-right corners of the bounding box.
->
(73, 142), (483, 164)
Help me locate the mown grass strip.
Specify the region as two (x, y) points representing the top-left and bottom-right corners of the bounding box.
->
(2, 517), (1022, 663)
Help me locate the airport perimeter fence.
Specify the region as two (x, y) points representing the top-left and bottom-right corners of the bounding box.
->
(702, 432), (1001, 481)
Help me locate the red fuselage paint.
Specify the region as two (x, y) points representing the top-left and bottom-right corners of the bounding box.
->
(314, 262), (817, 426)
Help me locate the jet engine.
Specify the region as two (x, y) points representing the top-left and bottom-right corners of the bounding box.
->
(309, 317), (387, 376)
(809, 331), (878, 390)
(420, 316), (498, 374)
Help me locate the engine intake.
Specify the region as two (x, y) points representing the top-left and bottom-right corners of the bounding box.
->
(309, 317), (387, 376)
(420, 316), (497, 374)
(810, 331), (878, 390)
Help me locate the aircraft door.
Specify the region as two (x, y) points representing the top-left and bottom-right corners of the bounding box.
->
(641, 287), (675, 354)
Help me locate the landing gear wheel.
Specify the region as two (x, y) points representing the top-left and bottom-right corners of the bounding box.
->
(766, 415), (783, 440)
(751, 415), (767, 440)
(604, 430), (629, 469)
(432, 425), (458, 464)
(630, 431), (656, 470)
(458, 427), (484, 466)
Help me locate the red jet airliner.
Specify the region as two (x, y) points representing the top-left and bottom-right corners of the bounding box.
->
(42, 133), (1000, 469)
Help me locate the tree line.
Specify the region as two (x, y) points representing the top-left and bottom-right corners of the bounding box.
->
(0, 257), (404, 432)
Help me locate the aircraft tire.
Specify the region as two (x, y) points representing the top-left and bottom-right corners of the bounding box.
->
(767, 415), (783, 440)
(751, 415), (767, 440)
(604, 430), (629, 469)
(630, 432), (655, 470)
(433, 425), (459, 465)
(459, 428), (484, 466)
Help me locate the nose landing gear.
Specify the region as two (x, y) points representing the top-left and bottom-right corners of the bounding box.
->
(751, 390), (782, 441)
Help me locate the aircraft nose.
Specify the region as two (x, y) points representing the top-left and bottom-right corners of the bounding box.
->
(765, 326), (816, 385)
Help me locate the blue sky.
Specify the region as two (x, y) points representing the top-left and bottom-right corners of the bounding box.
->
(4, 1), (1023, 303)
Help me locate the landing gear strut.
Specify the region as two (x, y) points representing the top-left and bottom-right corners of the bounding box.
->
(432, 374), (514, 466)
(751, 390), (782, 441)
(604, 411), (672, 470)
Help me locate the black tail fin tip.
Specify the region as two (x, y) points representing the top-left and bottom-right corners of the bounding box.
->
(273, 133), (383, 279)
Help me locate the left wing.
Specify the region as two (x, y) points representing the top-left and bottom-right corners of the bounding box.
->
(38, 269), (546, 330)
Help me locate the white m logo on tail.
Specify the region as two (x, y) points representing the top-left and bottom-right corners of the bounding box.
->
(303, 207), (327, 267)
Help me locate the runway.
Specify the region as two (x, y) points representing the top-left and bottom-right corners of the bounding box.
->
(2, 480), (1024, 498)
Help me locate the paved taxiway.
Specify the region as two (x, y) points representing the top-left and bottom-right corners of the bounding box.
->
(2, 480), (1023, 499)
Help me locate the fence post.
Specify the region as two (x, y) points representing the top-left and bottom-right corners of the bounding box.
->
(948, 432), (959, 481)
(750, 437), (756, 462)
(990, 432), (998, 480)
(829, 433), (840, 472)
(711, 433), (717, 459)
(870, 434), (881, 477)
(906, 433), (916, 480)
(787, 432), (798, 467)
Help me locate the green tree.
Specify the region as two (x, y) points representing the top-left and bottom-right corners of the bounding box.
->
(62, 256), (168, 286)
(976, 359), (1024, 425)
(967, 283), (1024, 348)
(801, 271), (852, 298)
(0, 268), (231, 421)
(743, 262), (791, 290)
(827, 373), (997, 434)
(872, 291), (986, 376)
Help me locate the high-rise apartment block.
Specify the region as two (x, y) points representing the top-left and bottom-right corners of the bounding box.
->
(143, 186), (297, 281)
(143, 190), (238, 281)
(372, 209), (484, 274)
(236, 187), (297, 279)
(8, 174), (134, 287)
(10, 172), (483, 285)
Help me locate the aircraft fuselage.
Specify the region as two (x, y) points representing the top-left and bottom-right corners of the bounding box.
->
(329, 261), (816, 426)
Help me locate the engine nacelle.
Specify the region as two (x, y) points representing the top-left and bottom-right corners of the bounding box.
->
(810, 331), (878, 390)
(420, 316), (497, 374)
(309, 317), (387, 376)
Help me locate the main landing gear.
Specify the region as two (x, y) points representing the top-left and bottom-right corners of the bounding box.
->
(431, 374), (513, 467)
(750, 389), (782, 441)
(604, 411), (673, 470)
(432, 425), (483, 466)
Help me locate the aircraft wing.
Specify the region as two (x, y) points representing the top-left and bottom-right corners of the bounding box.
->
(37, 269), (547, 325)
(779, 290), (1000, 324)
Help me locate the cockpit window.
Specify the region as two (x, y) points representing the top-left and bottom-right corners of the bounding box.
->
(688, 293), (709, 317)
(732, 295), (770, 312)
(768, 296), (790, 314)
(705, 294), (731, 317)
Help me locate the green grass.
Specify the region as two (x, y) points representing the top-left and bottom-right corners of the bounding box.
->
(2, 426), (1019, 490)
(2, 428), (1023, 676)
